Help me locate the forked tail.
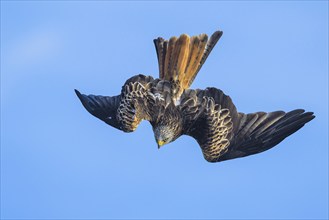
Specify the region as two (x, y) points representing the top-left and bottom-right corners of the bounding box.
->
(153, 30), (223, 97)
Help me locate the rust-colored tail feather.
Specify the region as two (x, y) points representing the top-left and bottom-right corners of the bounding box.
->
(183, 36), (200, 83)
(164, 36), (177, 80)
(183, 33), (208, 89)
(173, 34), (190, 82)
(153, 30), (223, 97)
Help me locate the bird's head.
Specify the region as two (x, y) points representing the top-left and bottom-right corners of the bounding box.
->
(151, 101), (183, 148)
(152, 111), (182, 148)
(153, 124), (181, 149)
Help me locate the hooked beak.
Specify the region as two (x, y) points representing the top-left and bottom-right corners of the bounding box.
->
(157, 140), (165, 149)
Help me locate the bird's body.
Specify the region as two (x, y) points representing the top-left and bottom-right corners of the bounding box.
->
(75, 30), (315, 163)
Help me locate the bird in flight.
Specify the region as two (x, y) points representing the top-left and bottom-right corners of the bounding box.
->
(75, 30), (315, 163)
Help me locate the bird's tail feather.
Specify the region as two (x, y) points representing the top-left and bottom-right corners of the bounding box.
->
(153, 30), (223, 93)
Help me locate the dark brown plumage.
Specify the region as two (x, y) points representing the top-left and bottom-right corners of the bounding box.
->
(75, 30), (315, 163)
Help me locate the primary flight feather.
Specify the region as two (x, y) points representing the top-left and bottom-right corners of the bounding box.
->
(75, 30), (315, 163)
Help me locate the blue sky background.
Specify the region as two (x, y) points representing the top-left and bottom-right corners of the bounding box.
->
(1, 1), (328, 219)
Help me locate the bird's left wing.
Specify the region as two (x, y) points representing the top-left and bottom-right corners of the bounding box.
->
(179, 88), (239, 162)
(75, 89), (122, 131)
(180, 88), (315, 163)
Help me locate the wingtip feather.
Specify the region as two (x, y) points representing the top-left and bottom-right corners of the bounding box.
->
(74, 89), (85, 102)
(74, 89), (81, 96)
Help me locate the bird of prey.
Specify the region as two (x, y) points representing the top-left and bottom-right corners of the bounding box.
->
(75, 30), (315, 163)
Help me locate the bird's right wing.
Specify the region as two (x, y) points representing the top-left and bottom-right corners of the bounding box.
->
(75, 89), (122, 131)
(75, 74), (176, 133)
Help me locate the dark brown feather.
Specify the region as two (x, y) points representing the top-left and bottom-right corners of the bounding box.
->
(218, 110), (315, 162)
(74, 89), (122, 130)
(180, 87), (315, 162)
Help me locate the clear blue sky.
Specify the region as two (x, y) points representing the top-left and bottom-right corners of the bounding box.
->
(1, 1), (328, 219)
